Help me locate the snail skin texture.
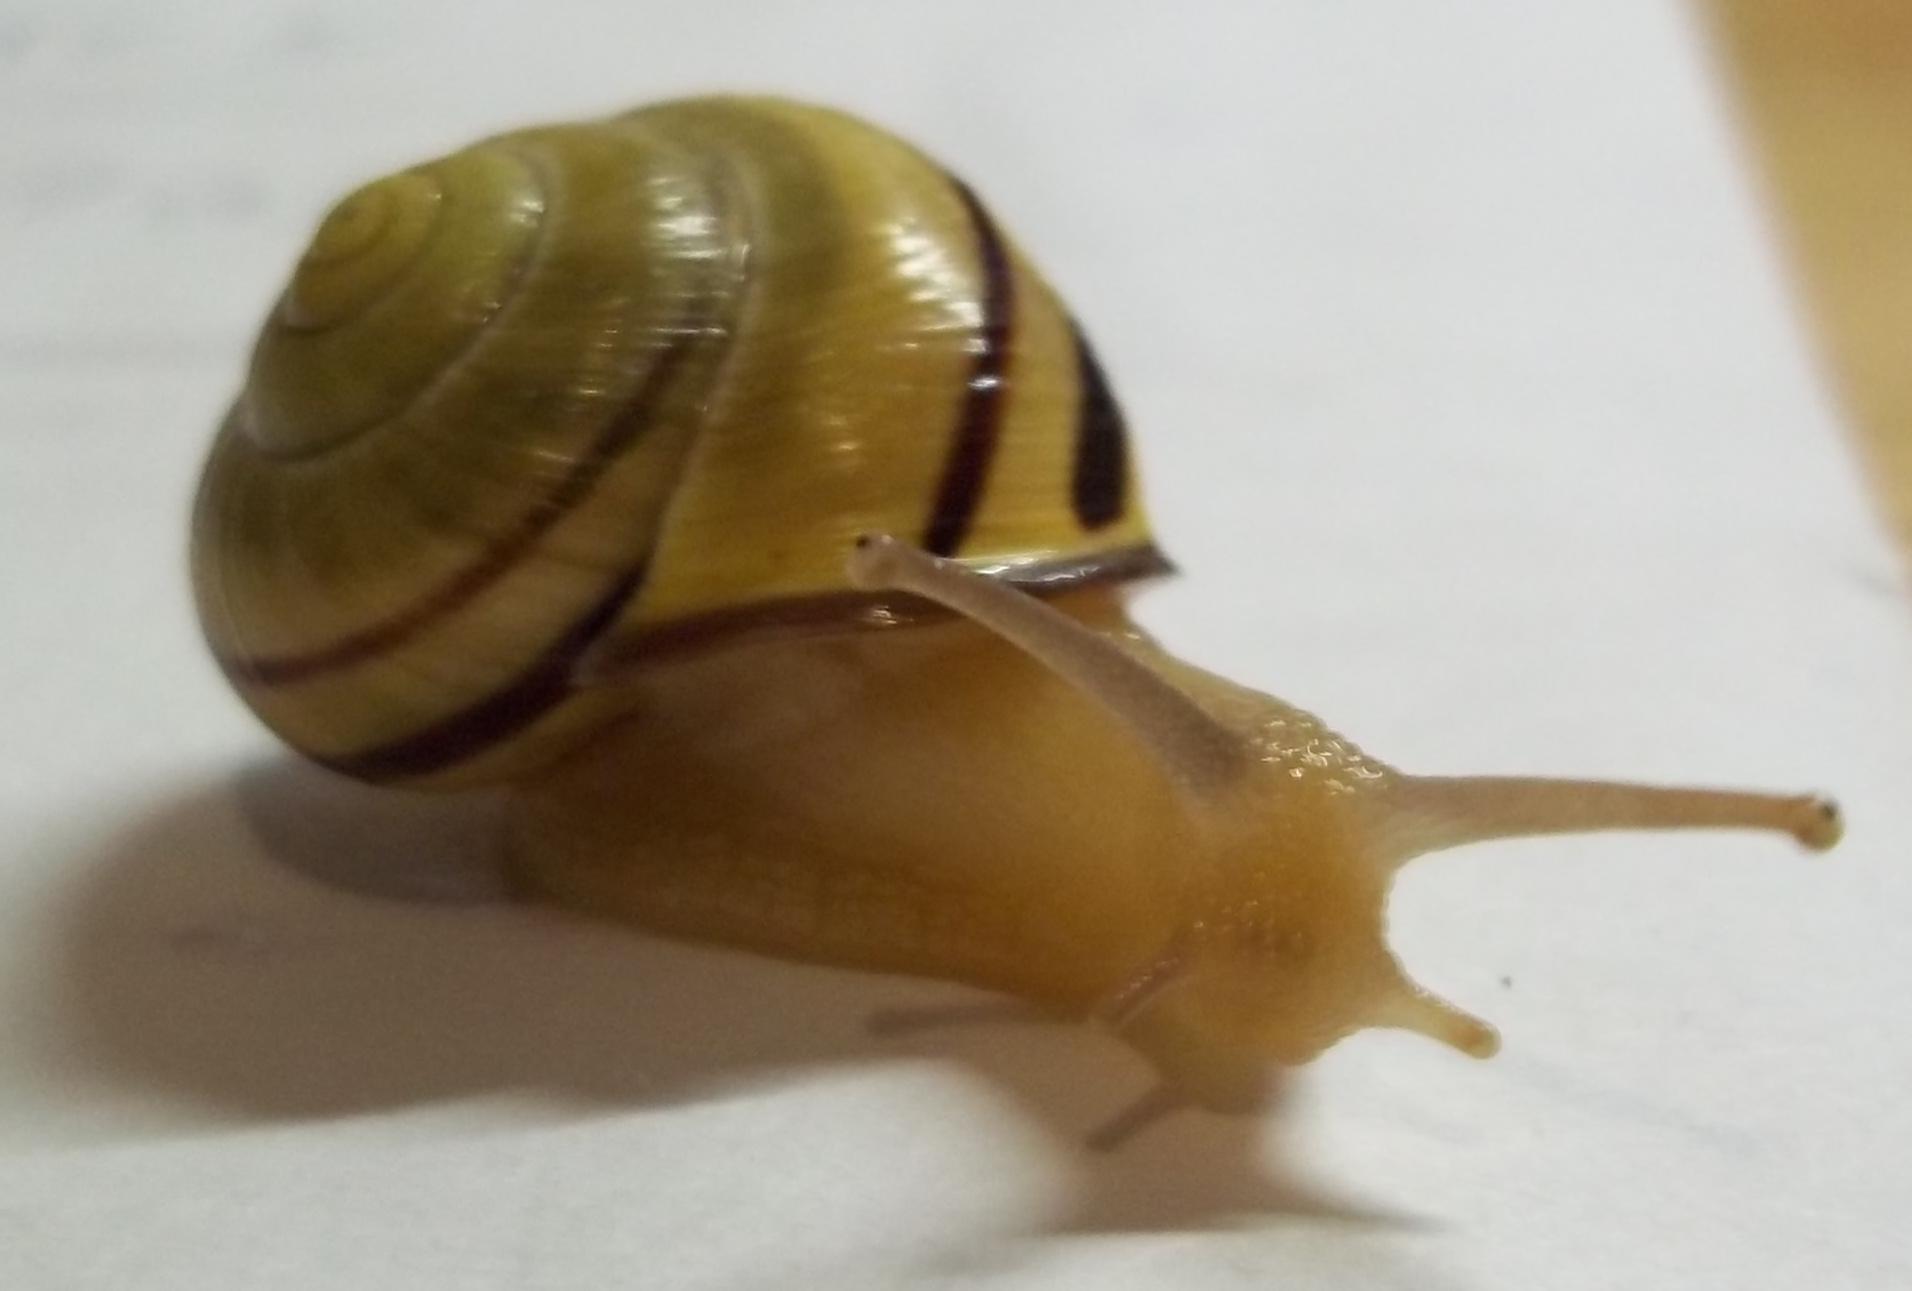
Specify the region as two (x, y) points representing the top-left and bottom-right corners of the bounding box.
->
(192, 95), (1842, 1137)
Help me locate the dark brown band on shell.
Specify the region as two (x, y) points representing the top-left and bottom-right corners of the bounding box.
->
(1068, 320), (1129, 530)
(921, 177), (1015, 557)
(316, 563), (650, 782)
(318, 542), (1170, 782)
(576, 541), (1176, 681)
(221, 336), (696, 688)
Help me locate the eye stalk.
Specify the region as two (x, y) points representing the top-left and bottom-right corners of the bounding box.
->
(848, 534), (1840, 1126)
(849, 533), (1246, 794)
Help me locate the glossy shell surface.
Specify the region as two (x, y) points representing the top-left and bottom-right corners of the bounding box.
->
(192, 96), (1163, 786)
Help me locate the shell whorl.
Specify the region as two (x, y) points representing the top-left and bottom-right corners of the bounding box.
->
(193, 97), (1164, 788)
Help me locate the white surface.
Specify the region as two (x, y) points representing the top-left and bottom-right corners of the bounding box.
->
(2, 1), (1909, 1287)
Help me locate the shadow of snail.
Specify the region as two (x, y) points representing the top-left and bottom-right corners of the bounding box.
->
(53, 758), (1410, 1235)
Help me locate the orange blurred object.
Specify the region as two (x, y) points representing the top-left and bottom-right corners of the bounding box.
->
(1704, 1), (1912, 554)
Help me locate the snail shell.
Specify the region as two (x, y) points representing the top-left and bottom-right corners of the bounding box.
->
(193, 95), (1841, 1135)
(192, 96), (1160, 789)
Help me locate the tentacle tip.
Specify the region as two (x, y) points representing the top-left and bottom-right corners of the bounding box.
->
(1459, 1022), (1502, 1061)
(1796, 795), (1843, 853)
(846, 532), (903, 590)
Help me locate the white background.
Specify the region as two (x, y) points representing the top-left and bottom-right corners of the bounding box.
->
(1, 2), (1908, 1287)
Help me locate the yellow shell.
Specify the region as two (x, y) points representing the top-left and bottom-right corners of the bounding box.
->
(192, 96), (1162, 788)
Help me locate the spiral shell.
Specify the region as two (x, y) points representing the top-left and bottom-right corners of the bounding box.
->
(192, 96), (1164, 788)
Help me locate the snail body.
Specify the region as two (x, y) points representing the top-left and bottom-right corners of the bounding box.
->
(510, 590), (1403, 1112)
(193, 96), (1840, 1131)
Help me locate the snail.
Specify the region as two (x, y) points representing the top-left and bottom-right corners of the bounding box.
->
(191, 95), (1842, 1142)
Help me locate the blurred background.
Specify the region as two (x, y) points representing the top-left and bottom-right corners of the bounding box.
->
(1704, 0), (1912, 557)
(0, 3), (1907, 1289)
